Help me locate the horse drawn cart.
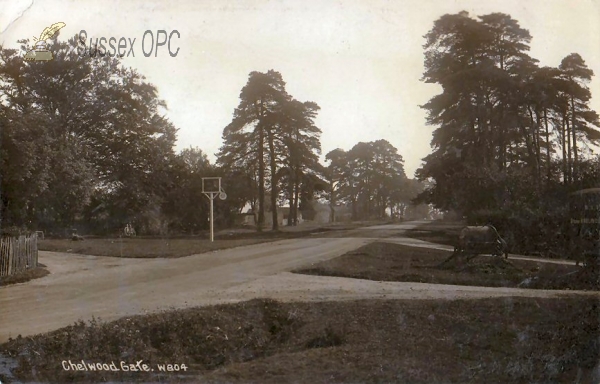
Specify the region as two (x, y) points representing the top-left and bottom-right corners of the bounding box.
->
(445, 224), (509, 265)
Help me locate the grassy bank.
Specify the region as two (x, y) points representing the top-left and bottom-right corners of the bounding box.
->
(1, 297), (598, 383)
(0, 266), (49, 287)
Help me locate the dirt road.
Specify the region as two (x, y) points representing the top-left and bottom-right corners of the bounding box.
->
(0, 222), (595, 343)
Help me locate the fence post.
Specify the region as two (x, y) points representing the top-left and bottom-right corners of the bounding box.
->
(0, 237), (6, 276)
(17, 236), (22, 273)
(15, 236), (21, 273)
(2, 237), (7, 276)
(33, 232), (38, 267)
(26, 235), (30, 268)
(7, 237), (13, 275)
(16, 236), (21, 273)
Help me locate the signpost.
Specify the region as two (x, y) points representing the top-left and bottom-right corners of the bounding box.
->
(202, 177), (227, 242)
(570, 188), (600, 268)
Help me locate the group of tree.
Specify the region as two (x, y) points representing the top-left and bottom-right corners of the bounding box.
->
(325, 140), (421, 221)
(216, 70), (425, 230)
(416, 11), (600, 253)
(1, 35), (417, 235)
(0, 35), (220, 235)
(216, 70), (325, 231)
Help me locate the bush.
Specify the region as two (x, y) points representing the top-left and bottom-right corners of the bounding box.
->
(305, 326), (345, 349)
(1, 226), (33, 236)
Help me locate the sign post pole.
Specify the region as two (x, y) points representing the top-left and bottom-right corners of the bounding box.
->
(202, 177), (226, 243)
(210, 193), (214, 242)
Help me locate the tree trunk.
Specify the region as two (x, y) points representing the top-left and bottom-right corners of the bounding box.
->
(534, 109), (542, 185)
(293, 179), (300, 225)
(561, 116), (568, 184)
(543, 108), (551, 182)
(287, 169), (294, 226)
(571, 95), (578, 181)
(267, 129), (278, 231)
(566, 115), (572, 184)
(366, 178), (371, 219)
(519, 121), (539, 181)
(498, 103), (506, 170)
(258, 126), (265, 231)
(329, 177), (336, 223)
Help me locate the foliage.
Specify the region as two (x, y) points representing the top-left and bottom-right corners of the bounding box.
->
(325, 140), (417, 220)
(417, 12), (600, 216)
(0, 36), (177, 234)
(217, 71), (324, 229)
(416, 11), (600, 255)
(1, 38), (414, 234)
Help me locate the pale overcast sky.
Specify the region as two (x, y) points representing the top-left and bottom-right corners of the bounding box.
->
(1, 0), (599, 176)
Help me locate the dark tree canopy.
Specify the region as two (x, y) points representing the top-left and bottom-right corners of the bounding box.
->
(217, 70), (324, 230)
(417, 11), (600, 217)
(0, 36), (177, 233)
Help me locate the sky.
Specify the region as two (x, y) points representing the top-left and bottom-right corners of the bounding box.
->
(1, 0), (599, 177)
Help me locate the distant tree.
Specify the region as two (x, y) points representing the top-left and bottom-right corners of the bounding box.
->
(326, 140), (407, 220)
(370, 139), (406, 218)
(298, 172), (328, 221)
(325, 148), (348, 222)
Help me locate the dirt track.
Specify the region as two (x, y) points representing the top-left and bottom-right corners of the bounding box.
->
(0, 221), (596, 343)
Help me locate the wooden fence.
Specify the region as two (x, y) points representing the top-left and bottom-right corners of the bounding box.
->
(0, 233), (38, 277)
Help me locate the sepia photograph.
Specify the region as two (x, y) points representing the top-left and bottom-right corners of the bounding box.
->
(1, 0), (600, 382)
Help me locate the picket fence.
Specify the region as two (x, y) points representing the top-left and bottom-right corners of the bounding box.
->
(0, 233), (38, 277)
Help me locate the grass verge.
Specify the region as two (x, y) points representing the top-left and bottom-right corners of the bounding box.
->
(1, 297), (598, 383)
(0, 266), (49, 287)
(295, 242), (593, 290)
(37, 221), (392, 258)
(38, 238), (280, 258)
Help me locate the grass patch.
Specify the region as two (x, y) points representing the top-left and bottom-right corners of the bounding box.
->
(1, 297), (599, 383)
(38, 238), (278, 258)
(304, 326), (345, 349)
(524, 266), (600, 290)
(36, 220), (395, 258)
(0, 266), (49, 287)
(296, 242), (588, 289)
